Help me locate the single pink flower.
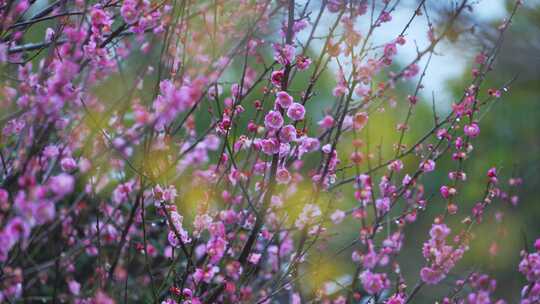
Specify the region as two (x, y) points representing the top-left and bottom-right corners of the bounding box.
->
(275, 91), (293, 108)
(276, 168), (291, 184)
(464, 123), (480, 137)
(318, 115), (334, 129)
(264, 110), (284, 130)
(279, 125), (297, 143)
(287, 103), (305, 121)
(271, 70), (285, 87)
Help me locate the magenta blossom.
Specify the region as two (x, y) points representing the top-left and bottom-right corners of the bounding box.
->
(360, 270), (390, 295)
(287, 103), (305, 121)
(275, 91), (294, 108)
(464, 122), (480, 137)
(264, 110), (284, 130)
(279, 125), (297, 143)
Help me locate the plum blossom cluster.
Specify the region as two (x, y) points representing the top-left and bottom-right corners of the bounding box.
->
(0, 0), (532, 303)
(436, 272), (506, 304)
(518, 239), (540, 304)
(420, 223), (468, 285)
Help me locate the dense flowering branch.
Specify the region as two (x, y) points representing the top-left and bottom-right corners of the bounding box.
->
(0, 0), (531, 303)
